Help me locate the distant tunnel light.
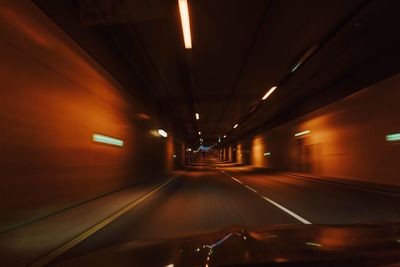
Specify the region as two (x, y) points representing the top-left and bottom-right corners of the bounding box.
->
(264, 152), (271, 157)
(178, 0), (192, 49)
(262, 86), (277, 100)
(233, 124), (238, 129)
(198, 131), (201, 135)
(195, 113), (200, 120)
(93, 134), (123, 147)
(223, 134), (227, 138)
(386, 133), (400, 142)
(294, 130), (311, 137)
(158, 129), (168, 138)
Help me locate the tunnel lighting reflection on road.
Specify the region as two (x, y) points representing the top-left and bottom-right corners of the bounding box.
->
(158, 129), (168, 138)
(93, 134), (124, 147)
(178, 0), (192, 49)
(262, 86), (277, 100)
(386, 133), (400, 142)
(264, 152), (271, 157)
(294, 130), (311, 137)
(195, 113), (200, 120)
(233, 124), (238, 129)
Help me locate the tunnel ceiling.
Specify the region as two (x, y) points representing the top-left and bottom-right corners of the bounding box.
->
(34, 0), (400, 147)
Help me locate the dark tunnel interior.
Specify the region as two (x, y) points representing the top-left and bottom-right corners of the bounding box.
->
(1, 0), (400, 266)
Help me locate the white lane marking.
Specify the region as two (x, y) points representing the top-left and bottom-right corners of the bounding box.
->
(29, 172), (184, 267)
(262, 196), (312, 224)
(244, 185), (258, 193)
(231, 177), (243, 184)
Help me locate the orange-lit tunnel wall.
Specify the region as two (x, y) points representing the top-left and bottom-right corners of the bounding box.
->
(241, 73), (400, 186)
(0, 1), (184, 231)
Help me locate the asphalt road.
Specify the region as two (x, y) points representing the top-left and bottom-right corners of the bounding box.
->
(52, 157), (400, 264)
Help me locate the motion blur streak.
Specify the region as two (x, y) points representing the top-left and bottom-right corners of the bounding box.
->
(0, 0), (184, 233)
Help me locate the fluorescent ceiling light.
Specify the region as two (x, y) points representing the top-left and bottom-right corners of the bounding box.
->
(158, 129), (168, 137)
(223, 135), (227, 138)
(195, 113), (199, 120)
(178, 0), (192, 49)
(233, 124), (238, 129)
(198, 131), (201, 135)
(294, 130), (311, 137)
(262, 86), (277, 100)
(93, 134), (123, 147)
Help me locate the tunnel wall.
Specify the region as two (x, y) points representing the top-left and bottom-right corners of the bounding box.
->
(0, 1), (184, 231)
(246, 73), (400, 186)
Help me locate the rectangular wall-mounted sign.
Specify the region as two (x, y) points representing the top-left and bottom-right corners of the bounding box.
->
(386, 133), (400, 142)
(93, 133), (123, 147)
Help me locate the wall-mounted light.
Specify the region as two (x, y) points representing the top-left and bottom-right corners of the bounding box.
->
(173, 154), (177, 158)
(262, 86), (277, 100)
(178, 0), (192, 49)
(158, 129), (168, 138)
(186, 148), (192, 151)
(233, 124), (238, 129)
(386, 133), (400, 142)
(294, 130), (311, 137)
(264, 152), (271, 157)
(195, 113), (200, 120)
(93, 134), (123, 147)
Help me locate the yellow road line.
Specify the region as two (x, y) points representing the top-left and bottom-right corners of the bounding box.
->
(29, 172), (184, 267)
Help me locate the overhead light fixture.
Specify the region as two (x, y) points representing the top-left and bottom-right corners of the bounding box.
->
(178, 0), (192, 49)
(195, 113), (200, 120)
(233, 124), (238, 129)
(294, 130), (311, 137)
(291, 44), (319, 73)
(158, 129), (168, 138)
(262, 86), (277, 100)
(223, 135), (227, 138)
(198, 131), (201, 135)
(93, 134), (123, 147)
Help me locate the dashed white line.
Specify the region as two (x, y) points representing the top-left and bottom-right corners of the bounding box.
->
(244, 185), (258, 193)
(231, 177), (243, 184)
(262, 196), (312, 224)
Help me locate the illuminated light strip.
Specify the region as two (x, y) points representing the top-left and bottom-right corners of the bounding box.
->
(306, 242), (322, 247)
(262, 196), (312, 224)
(178, 0), (192, 49)
(244, 185), (258, 193)
(294, 130), (311, 137)
(264, 152), (271, 156)
(29, 172), (184, 267)
(262, 86), (277, 100)
(233, 124), (238, 129)
(158, 129), (168, 137)
(291, 44), (319, 73)
(195, 113), (200, 120)
(386, 133), (400, 142)
(93, 134), (123, 147)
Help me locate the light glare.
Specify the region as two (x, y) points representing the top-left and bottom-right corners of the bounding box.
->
(262, 86), (277, 100)
(178, 0), (192, 49)
(294, 130), (311, 137)
(93, 134), (123, 147)
(386, 133), (400, 142)
(158, 129), (168, 137)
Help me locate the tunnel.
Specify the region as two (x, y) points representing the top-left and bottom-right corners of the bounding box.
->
(1, 0), (400, 266)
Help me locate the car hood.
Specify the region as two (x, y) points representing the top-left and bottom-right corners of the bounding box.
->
(54, 223), (400, 267)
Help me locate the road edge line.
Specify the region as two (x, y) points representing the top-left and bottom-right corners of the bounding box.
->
(29, 171), (184, 267)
